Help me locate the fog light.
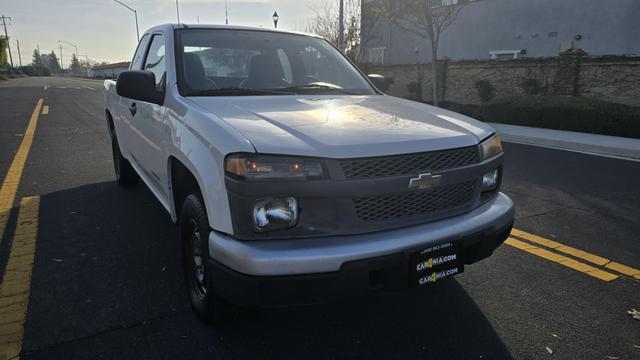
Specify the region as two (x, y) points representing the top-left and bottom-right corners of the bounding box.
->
(252, 197), (298, 232)
(482, 169), (499, 190)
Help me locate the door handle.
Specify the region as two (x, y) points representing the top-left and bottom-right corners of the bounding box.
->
(129, 102), (137, 116)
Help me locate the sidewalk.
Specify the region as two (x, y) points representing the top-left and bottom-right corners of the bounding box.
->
(488, 123), (640, 161)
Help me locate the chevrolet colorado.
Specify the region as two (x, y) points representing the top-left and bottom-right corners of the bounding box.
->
(104, 24), (514, 322)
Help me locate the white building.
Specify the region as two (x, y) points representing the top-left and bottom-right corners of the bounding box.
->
(88, 62), (130, 78)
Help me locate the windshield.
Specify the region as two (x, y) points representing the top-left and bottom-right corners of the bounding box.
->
(176, 29), (376, 96)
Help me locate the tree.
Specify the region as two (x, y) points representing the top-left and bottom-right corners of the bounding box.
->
(305, 0), (379, 63)
(0, 36), (7, 68)
(378, 0), (468, 106)
(359, 0), (383, 63)
(42, 50), (61, 74)
(27, 49), (51, 76)
(32, 49), (42, 67)
(69, 53), (84, 75)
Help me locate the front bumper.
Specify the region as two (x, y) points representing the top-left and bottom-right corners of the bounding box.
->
(208, 194), (513, 306)
(209, 191), (513, 275)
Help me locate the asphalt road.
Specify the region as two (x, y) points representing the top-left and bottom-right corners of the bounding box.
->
(0, 77), (638, 359)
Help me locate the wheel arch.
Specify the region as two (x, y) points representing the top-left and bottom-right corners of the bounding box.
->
(168, 155), (204, 222)
(105, 109), (115, 137)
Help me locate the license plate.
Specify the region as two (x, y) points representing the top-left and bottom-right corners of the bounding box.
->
(411, 241), (463, 287)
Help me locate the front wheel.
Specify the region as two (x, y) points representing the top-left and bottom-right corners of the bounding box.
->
(110, 134), (139, 187)
(180, 194), (233, 323)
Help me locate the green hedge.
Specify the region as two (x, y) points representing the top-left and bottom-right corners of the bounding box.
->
(440, 96), (640, 139)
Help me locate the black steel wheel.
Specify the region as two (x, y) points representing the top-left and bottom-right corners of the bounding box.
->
(180, 194), (233, 323)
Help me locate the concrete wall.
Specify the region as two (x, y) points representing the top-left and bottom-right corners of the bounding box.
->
(364, 0), (640, 64)
(364, 53), (640, 107)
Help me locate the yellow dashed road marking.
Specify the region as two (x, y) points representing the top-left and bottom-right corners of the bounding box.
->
(41, 106), (48, 115)
(511, 228), (639, 278)
(505, 237), (618, 282)
(0, 196), (40, 359)
(0, 99), (43, 245)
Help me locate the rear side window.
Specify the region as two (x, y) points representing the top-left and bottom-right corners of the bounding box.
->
(130, 34), (150, 70)
(144, 34), (166, 90)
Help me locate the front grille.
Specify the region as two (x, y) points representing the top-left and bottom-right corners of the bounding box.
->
(339, 146), (479, 179)
(353, 180), (477, 222)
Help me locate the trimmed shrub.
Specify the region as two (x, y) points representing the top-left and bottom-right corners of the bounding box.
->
(520, 78), (545, 95)
(440, 96), (640, 139)
(474, 80), (495, 103)
(405, 80), (423, 101)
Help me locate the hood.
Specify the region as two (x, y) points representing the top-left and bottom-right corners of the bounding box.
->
(186, 95), (494, 158)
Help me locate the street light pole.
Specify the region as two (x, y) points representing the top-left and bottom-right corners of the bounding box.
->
(58, 44), (63, 70)
(338, 0), (344, 51)
(272, 11), (279, 29)
(134, 9), (140, 41)
(176, 0), (181, 25)
(225, 0), (229, 24)
(112, 0), (140, 42)
(58, 40), (78, 60)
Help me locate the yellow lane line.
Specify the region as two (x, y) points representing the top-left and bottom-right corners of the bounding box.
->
(0, 99), (43, 245)
(504, 237), (618, 282)
(0, 196), (40, 359)
(41, 106), (49, 115)
(511, 228), (640, 278)
(605, 262), (640, 277)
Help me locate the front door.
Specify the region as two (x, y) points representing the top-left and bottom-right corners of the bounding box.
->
(130, 33), (170, 200)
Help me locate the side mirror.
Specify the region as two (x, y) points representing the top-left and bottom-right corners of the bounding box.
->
(367, 74), (389, 92)
(116, 70), (162, 105)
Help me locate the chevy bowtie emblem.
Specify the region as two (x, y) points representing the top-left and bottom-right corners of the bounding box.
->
(408, 172), (442, 190)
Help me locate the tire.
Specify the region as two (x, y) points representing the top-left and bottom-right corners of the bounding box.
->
(110, 133), (139, 187)
(180, 194), (233, 323)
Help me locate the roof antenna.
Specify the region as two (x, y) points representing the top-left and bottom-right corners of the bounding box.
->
(175, 0), (181, 25)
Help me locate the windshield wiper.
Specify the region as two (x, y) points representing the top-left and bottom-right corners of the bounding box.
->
(186, 87), (291, 96)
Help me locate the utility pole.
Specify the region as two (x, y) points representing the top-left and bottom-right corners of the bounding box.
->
(1, 15), (14, 68)
(16, 39), (22, 67)
(338, 0), (344, 52)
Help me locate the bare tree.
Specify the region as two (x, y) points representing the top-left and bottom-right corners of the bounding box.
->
(378, 0), (468, 105)
(305, 0), (380, 64)
(359, 0), (383, 63)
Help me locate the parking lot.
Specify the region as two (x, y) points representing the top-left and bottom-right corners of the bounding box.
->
(0, 76), (639, 359)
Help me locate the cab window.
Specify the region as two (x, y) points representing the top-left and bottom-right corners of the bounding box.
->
(144, 34), (166, 91)
(130, 34), (150, 70)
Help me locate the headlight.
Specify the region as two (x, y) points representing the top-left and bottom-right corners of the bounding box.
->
(479, 134), (503, 160)
(253, 197), (298, 232)
(225, 154), (324, 180)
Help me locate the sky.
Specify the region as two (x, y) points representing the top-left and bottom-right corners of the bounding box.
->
(1, 0), (326, 66)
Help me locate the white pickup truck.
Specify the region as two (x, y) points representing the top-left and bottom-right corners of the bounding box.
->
(104, 24), (514, 322)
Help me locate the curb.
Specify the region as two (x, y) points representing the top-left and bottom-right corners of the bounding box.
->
(488, 123), (640, 161)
